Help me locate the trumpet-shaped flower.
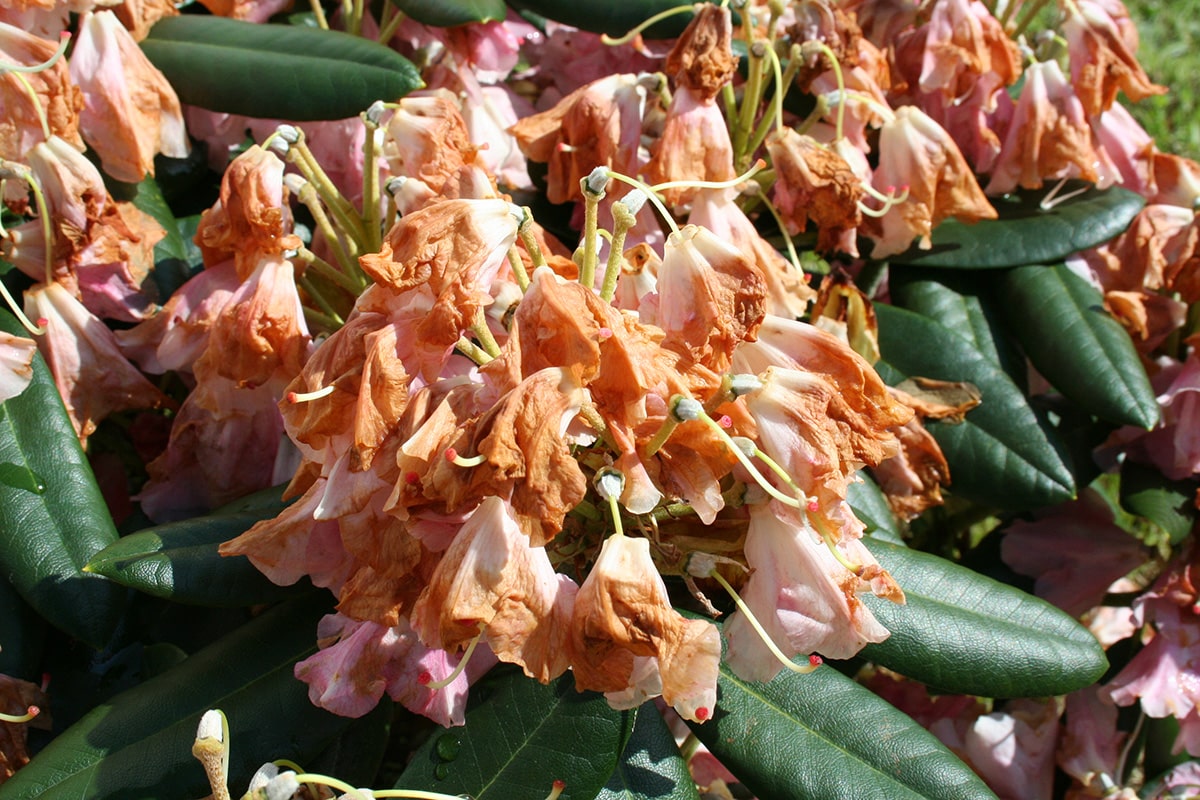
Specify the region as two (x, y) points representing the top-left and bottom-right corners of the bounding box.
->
(68, 10), (188, 183)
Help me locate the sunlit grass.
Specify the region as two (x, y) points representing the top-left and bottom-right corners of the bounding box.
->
(1124, 0), (1200, 160)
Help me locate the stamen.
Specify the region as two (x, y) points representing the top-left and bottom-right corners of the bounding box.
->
(600, 3), (698, 46)
(801, 40), (847, 143)
(1039, 177), (1091, 210)
(0, 706), (38, 724)
(286, 384), (337, 404)
(753, 189), (810, 285)
(649, 158), (768, 194)
(732, 437), (812, 508)
(603, 169), (680, 235)
(0, 30), (70, 74)
(691, 417), (802, 509)
(422, 625), (486, 690)
(585, 166), (610, 196)
(809, 513), (862, 573)
(291, 772), (358, 797)
(858, 184), (910, 218)
(709, 570), (820, 674)
(444, 448), (486, 468)
(544, 779), (567, 800)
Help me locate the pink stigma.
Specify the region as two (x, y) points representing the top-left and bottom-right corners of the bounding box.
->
(405, 471), (421, 485)
(807, 499), (820, 513)
(717, 415), (733, 429)
(553, 780), (566, 790)
(36, 317), (48, 328)
(884, 185), (895, 194)
(695, 706), (710, 721)
(286, 391), (299, 403)
(809, 655), (823, 666)
(444, 447), (458, 462)
(598, 327), (613, 339)
(418, 671), (433, 686)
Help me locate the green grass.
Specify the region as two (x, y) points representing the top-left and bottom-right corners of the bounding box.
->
(1124, 0), (1200, 160)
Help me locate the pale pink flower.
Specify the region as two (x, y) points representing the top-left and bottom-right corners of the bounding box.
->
(1058, 687), (1128, 797)
(412, 496), (577, 683)
(569, 532), (720, 723)
(1000, 491), (1147, 616)
(1062, 0), (1165, 117)
(294, 613), (496, 725)
(869, 105), (995, 257)
(1105, 352), (1200, 480)
(0, 331), (36, 403)
(24, 280), (168, 442)
(723, 502), (890, 682)
(985, 59), (1100, 195)
(69, 10), (188, 183)
(1105, 548), (1200, 755)
(687, 188), (815, 319)
(962, 698), (1060, 800)
(0, 22), (82, 162)
(138, 377), (285, 521)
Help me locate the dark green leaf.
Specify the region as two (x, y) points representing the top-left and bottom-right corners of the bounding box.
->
(305, 699), (393, 787)
(847, 473), (905, 546)
(598, 704), (699, 800)
(122, 175), (188, 265)
(1121, 461), (1196, 546)
(507, 0), (696, 36)
(888, 267), (1027, 385)
(0, 313), (124, 648)
(997, 264), (1159, 429)
(142, 16), (423, 120)
(0, 572), (43, 681)
(84, 485), (306, 606)
(396, 665), (634, 800)
(885, 183), (1144, 268)
(860, 540), (1107, 697)
(875, 303), (1076, 510)
(0, 594), (347, 800)
(690, 662), (997, 800)
(392, 0), (506, 26)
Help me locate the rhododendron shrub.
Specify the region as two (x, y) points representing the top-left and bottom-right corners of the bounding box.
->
(0, 1), (1197, 799)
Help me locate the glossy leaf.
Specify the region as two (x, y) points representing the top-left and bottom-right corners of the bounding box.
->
(0, 313), (124, 649)
(84, 485), (305, 606)
(392, 0), (507, 25)
(888, 267), (1027, 385)
(997, 263), (1159, 429)
(847, 474), (906, 546)
(507, 0), (696, 36)
(689, 662), (997, 800)
(396, 665), (634, 800)
(142, 16), (423, 120)
(875, 303), (1076, 510)
(598, 705), (700, 800)
(860, 540), (1108, 697)
(1121, 461), (1196, 546)
(886, 183), (1144, 268)
(0, 594), (347, 800)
